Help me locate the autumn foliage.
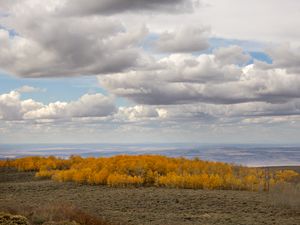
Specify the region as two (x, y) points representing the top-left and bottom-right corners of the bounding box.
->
(0, 155), (298, 191)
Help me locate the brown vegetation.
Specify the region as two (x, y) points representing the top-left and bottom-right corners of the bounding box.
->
(269, 182), (300, 209)
(1, 203), (114, 225)
(1, 168), (300, 225)
(0, 212), (30, 225)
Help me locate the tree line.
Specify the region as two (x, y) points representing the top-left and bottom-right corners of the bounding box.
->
(0, 155), (298, 191)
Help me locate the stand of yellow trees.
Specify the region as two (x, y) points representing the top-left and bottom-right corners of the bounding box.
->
(0, 155), (298, 191)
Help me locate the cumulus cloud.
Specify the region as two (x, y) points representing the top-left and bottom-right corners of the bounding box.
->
(2, 87), (300, 144)
(0, 91), (116, 120)
(2, 90), (300, 128)
(99, 46), (300, 106)
(214, 45), (251, 65)
(25, 94), (116, 119)
(0, 91), (25, 120)
(0, 0), (205, 78)
(116, 105), (167, 122)
(153, 26), (210, 53)
(262, 43), (300, 73)
(0, 0), (151, 78)
(0, 89), (167, 123)
(0, 20), (148, 77)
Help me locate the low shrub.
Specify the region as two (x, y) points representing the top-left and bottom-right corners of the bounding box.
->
(0, 212), (30, 225)
(1, 203), (114, 225)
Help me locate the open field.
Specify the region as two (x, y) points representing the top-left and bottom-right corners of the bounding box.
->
(0, 168), (300, 225)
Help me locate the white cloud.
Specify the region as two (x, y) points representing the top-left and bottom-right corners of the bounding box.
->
(0, 91), (23, 120)
(117, 105), (167, 122)
(25, 94), (116, 120)
(0, 91), (116, 120)
(17, 85), (45, 93)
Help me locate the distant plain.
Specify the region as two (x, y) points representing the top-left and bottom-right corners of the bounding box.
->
(1, 143), (300, 166)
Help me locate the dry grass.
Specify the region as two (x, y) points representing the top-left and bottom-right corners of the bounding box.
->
(269, 182), (300, 209)
(1, 168), (300, 225)
(1, 203), (115, 225)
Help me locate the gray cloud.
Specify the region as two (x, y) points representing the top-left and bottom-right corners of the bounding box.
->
(0, 0), (197, 16)
(99, 49), (300, 105)
(0, 21), (147, 77)
(263, 43), (300, 73)
(0, 1), (150, 78)
(214, 45), (251, 65)
(62, 0), (197, 15)
(190, 100), (300, 119)
(153, 26), (209, 53)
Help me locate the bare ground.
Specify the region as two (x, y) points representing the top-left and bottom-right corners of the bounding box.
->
(0, 168), (299, 225)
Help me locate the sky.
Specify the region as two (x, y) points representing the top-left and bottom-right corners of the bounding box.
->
(0, 0), (300, 144)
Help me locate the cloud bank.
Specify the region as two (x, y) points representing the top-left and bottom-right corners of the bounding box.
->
(99, 47), (300, 106)
(1, 0), (300, 143)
